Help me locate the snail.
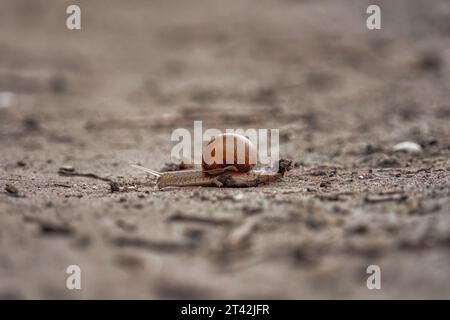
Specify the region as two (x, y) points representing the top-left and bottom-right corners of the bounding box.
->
(131, 133), (292, 189)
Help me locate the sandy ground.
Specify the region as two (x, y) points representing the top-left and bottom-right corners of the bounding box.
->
(0, 0), (449, 299)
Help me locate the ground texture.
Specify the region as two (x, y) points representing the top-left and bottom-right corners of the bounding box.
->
(0, 0), (449, 298)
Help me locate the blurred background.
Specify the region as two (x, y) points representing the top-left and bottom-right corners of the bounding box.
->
(0, 0), (449, 299)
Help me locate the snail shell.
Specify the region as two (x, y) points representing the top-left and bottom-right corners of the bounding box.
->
(202, 133), (257, 173)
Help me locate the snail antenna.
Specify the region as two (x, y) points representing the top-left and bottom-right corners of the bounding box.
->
(130, 164), (161, 177)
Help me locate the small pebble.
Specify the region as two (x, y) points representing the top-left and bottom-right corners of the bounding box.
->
(393, 141), (422, 153)
(17, 161), (26, 167)
(5, 184), (19, 194)
(233, 193), (244, 201)
(60, 165), (75, 172)
(110, 182), (120, 192)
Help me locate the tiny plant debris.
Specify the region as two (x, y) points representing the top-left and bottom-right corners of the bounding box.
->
(58, 167), (112, 182)
(58, 166), (135, 193)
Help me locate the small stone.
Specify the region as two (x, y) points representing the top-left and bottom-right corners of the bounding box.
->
(22, 117), (40, 131)
(233, 193), (244, 201)
(393, 141), (422, 153)
(414, 51), (442, 72)
(5, 184), (19, 194)
(60, 165), (75, 172)
(110, 182), (121, 192)
(17, 161), (26, 167)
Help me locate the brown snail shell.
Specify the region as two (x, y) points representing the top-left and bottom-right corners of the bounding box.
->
(202, 133), (257, 174)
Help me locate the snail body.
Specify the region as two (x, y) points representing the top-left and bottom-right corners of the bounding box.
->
(130, 165), (280, 189)
(131, 167), (217, 188)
